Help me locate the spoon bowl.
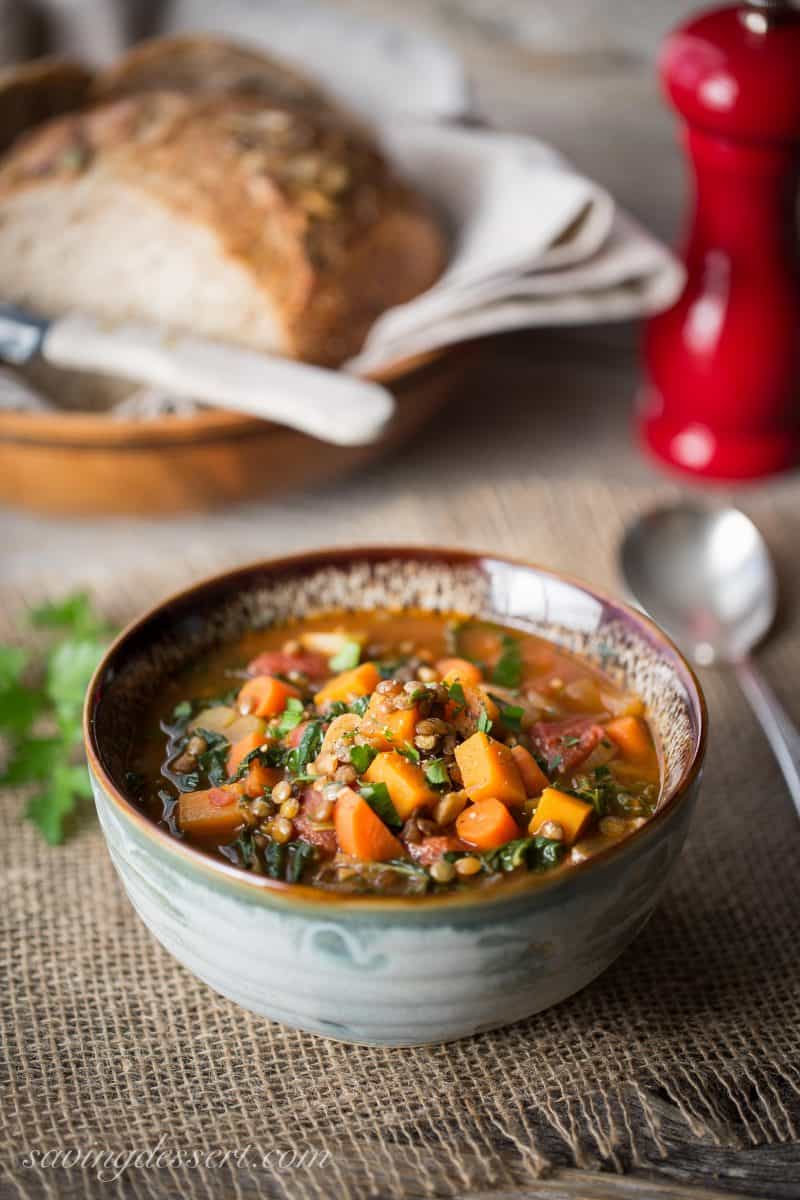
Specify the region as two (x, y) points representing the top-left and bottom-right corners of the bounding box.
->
(620, 503), (776, 665)
(621, 501), (800, 820)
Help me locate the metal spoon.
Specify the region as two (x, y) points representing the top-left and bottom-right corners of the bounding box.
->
(620, 502), (800, 819)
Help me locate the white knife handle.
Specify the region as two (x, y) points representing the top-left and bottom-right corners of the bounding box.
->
(43, 314), (394, 446)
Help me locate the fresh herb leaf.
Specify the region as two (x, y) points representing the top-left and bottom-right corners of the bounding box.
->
(424, 757), (449, 786)
(397, 741), (421, 764)
(0, 593), (114, 844)
(488, 693), (524, 731)
(329, 640), (362, 672)
(446, 680), (466, 710)
(349, 743), (377, 774)
(31, 592), (111, 639)
(491, 634), (523, 689)
(360, 781), (402, 829)
(349, 695), (370, 718)
(476, 706), (493, 734)
(274, 696), (305, 737)
(172, 700), (192, 723)
(2, 736), (63, 784)
(562, 735), (581, 748)
(24, 763), (93, 846)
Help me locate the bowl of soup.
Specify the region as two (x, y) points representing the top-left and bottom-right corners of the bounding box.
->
(84, 548), (707, 1045)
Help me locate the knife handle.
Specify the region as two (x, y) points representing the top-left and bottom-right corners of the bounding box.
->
(43, 313), (395, 446)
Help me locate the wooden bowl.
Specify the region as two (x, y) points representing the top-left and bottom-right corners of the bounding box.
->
(0, 346), (471, 515)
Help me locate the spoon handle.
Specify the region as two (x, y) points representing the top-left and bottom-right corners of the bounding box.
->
(734, 657), (800, 820)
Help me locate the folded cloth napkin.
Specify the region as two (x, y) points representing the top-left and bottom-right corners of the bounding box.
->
(347, 122), (684, 376)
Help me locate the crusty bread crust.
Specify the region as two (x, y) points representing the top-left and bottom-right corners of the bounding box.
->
(0, 39), (445, 366)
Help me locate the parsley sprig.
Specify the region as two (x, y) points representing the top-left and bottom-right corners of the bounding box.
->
(0, 592), (114, 844)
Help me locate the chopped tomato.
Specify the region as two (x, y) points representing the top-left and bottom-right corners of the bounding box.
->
(409, 835), (470, 866)
(247, 650), (328, 680)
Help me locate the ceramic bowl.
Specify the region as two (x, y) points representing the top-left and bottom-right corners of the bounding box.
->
(84, 547), (707, 1046)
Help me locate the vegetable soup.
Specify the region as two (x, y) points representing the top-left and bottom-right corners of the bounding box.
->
(127, 610), (660, 896)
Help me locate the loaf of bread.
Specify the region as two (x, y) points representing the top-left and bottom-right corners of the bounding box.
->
(0, 38), (445, 367)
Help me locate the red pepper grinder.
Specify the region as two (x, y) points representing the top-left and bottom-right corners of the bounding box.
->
(640, 0), (800, 480)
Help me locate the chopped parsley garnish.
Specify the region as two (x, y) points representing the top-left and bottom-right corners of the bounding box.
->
(491, 634), (523, 689)
(424, 757), (449, 786)
(349, 743), (377, 774)
(445, 680), (466, 710)
(349, 695), (370, 718)
(477, 706), (493, 734)
(172, 700), (192, 723)
(329, 640), (362, 672)
(488, 694), (524, 731)
(274, 696), (305, 737)
(398, 742), (421, 764)
(360, 781), (402, 829)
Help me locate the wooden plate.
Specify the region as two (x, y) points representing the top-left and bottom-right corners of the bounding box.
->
(0, 346), (472, 515)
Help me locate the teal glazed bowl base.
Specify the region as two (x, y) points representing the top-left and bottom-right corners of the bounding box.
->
(85, 549), (707, 1046)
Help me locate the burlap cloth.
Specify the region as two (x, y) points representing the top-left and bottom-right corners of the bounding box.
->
(2, 465), (800, 1199)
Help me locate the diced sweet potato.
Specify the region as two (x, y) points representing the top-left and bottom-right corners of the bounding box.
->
(363, 750), (438, 819)
(529, 787), (593, 845)
(314, 662), (381, 708)
(604, 716), (653, 762)
(243, 761), (282, 799)
(334, 787), (403, 861)
(237, 674), (300, 718)
(358, 692), (420, 751)
(456, 798), (520, 849)
(510, 744), (549, 797)
(226, 730), (264, 776)
(437, 657), (483, 686)
(178, 782), (246, 839)
(454, 731), (526, 807)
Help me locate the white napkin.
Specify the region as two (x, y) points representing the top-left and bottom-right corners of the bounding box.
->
(347, 121), (684, 375)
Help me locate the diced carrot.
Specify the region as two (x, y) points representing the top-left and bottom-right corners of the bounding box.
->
(237, 674), (300, 719)
(529, 786), (593, 845)
(437, 657), (483, 686)
(363, 750), (438, 819)
(358, 692), (419, 751)
(456, 798), (519, 850)
(454, 731), (526, 807)
(604, 716), (653, 762)
(243, 761), (282, 799)
(178, 782), (246, 839)
(226, 730), (264, 776)
(314, 662), (381, 708)
(510, 744), (549, 797)
(334, 787), (404, 861)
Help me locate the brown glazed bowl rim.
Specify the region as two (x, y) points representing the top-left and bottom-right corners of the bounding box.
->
(83, 545), (708, 913)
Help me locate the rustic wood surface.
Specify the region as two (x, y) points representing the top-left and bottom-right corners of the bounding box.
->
(2, 4), (799, 1198)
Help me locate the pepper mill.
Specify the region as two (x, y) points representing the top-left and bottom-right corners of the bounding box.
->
(640, 0), (800, 480)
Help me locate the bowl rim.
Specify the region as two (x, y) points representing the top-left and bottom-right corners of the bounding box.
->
(83, 544), (708, 914)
